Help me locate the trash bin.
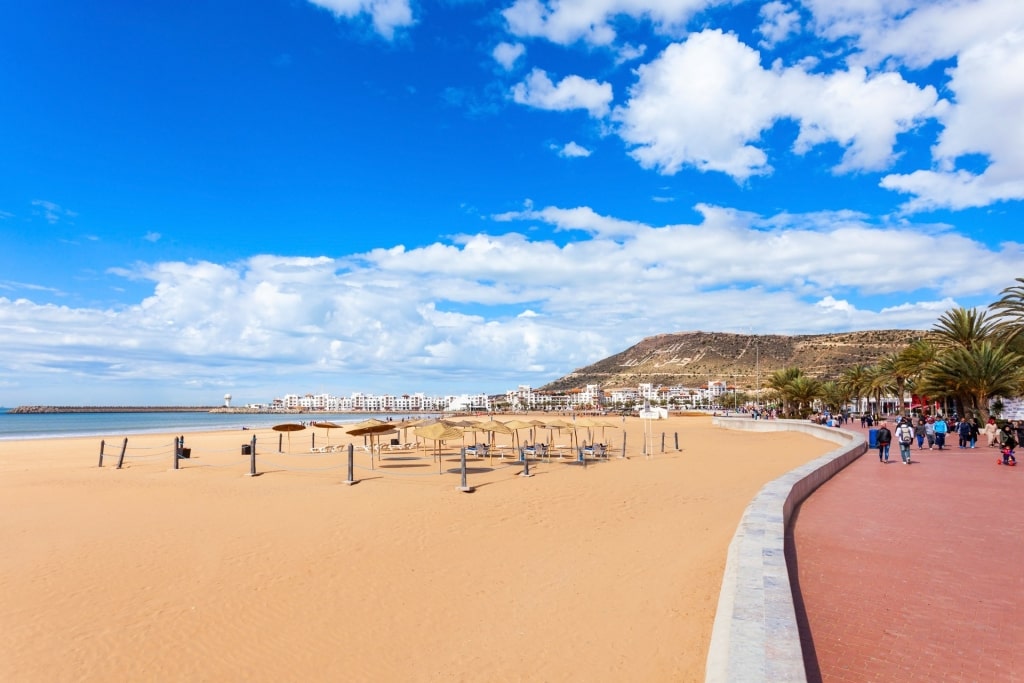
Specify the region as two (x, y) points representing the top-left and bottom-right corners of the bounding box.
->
(868, 428), (879, 449)
(241, 444), (252, 456)
(180, 448), (191, 459)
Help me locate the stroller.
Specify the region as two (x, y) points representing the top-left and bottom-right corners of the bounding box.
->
(998, 429), (1018, 466)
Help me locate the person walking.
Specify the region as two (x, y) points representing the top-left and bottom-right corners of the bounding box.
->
(914, 418), (927, 449)
(896, 419), (915, 465)
(876, 421), (893, 463)
(934, 415), (948, 450)
(984, 417), (1000, 447)
(956, 418), (972, 449)
(925, 417), (936, 450)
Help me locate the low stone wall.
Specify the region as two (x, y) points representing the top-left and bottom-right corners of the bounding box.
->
(704, 418), (866, 682)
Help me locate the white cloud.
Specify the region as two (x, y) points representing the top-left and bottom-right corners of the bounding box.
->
(881, 29), (1024, 211)
(614, 30), (940, 180)
(614, 43), (648, 65)
(306, 0), (414, 39)
(758, 1), (802, 48)
(501, 0), (724, 46)
(554, 141), (592, 157)
(493, 41), (526, 70)
(803, 0), (1024, 70)
(31, 200), (76, 225)
(511, 68), (613, 117)
(144, 232), (162, 243)
(2, 207), (1020, 403)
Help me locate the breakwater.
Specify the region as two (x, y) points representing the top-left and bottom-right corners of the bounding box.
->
(9, 406), (217, 414)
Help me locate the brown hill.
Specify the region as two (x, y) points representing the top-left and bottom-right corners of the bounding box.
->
(540, 330), (931, 392)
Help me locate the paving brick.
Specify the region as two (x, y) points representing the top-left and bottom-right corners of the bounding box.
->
(790, 423), (1022, 682)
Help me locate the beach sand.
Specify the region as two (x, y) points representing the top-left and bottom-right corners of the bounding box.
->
(0, 415), (831, 682)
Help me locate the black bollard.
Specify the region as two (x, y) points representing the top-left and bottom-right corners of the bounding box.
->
(116, 437), (128, 469)
(621, 432), (627, 459)
(173, 436), (180, 470)
(675, 432), (679, 451)
(98, 439), (105, 467)
(343, 443), (356, 485)
(247, 435), (257, 476)
(457, 447), (473, 492)
(278, 433), (283, 453)
(661, 432), (666, 453)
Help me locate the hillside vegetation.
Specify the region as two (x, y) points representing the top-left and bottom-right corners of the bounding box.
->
(541, 330), (931, 391)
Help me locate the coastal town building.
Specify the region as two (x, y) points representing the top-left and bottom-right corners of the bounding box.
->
(264, 379), (753, 415)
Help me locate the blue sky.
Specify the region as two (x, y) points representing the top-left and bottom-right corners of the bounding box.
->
(1, 0), (1022, 406)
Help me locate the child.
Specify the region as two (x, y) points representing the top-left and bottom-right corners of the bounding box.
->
(998, 424), (1017, 465)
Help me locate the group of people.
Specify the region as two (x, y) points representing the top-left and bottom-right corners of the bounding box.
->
(873, 414), (1020, 466)
(873, 418), (917, 465)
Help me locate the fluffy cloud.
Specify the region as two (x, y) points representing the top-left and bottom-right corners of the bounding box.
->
(614, 30), (940, 179)
(2, 206), (1020, 402)
(758, 1), (802, 48)
(307, 0), (414, 39)
(502, 0), (722, 46)
(511, 68), (613, 117)
(803, 0), (1024, 69)
(555, 141), (592, 157)
(493, 41), (526, 70)
(882, 29), (1024, 210)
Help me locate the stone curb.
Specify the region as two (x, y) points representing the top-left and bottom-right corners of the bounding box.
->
(704, 418), (867, 683)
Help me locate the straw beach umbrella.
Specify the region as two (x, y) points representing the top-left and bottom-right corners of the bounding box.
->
(272, 423), (305, 451)
(477, 419), (513, 461)
(414, 422), (464, 462)
(311, 421), (342, 448)
(347, 422), (399, 456)
(503, 419), (534, 452)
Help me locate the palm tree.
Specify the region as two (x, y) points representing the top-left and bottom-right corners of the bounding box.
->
(787, 375), (824, 416)
(839, 365), (872, 415)
(819, 380), (853, 414)
(918, 340), (1024, 422)
(767, 367), (804, 416)
(989, 277), (1024, 346)
(932, 307), (996, 350)
(863, 363), (897, 416)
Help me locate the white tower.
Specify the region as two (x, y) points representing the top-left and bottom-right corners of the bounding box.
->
(224, 393), (232, 408)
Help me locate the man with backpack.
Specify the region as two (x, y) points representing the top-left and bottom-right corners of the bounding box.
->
(896, 418), (915, 465)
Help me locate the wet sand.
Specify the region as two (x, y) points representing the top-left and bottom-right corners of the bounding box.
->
(0, 415), (832, 681)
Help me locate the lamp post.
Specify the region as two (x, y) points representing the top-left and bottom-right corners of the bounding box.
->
(755, 336), (760, 410)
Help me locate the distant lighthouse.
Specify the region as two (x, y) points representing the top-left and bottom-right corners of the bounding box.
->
(224, 393), (232, 408)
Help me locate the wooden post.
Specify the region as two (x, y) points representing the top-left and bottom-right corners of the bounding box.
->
(116, 437), (128, 469)
(247, 435), (257, 476)
(457, 447), (473, 492)
(343, 443), (356, 485)
(675, 432), (679, 451)
(278, 433), (283, 452)
(173, 436), (180, 470)
(98, 439), (105, 467)
(621, 431), (627, 458)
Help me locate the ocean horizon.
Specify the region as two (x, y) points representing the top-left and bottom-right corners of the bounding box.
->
(0, 410), (430, 441)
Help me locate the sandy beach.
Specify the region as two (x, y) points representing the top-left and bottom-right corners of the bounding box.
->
(0, 414), (832, 681)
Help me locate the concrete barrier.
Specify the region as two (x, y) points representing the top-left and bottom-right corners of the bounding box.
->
(705, 418), (866, 683)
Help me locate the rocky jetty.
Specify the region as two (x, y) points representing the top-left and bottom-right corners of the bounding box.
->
(8, 406), (217, 414)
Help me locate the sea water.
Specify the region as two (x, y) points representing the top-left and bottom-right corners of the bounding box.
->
(0, 411), (420, 441)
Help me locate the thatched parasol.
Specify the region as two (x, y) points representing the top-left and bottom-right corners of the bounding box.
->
(272, 423), (306, 451)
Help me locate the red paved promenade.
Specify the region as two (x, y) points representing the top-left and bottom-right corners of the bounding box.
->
(790, 422), (1022, 682)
